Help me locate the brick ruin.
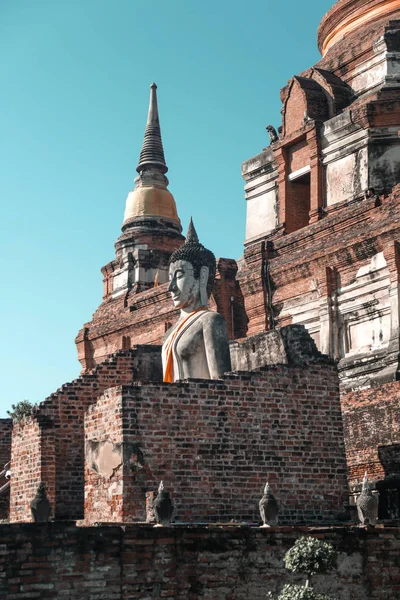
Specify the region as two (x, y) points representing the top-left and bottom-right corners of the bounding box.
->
(7, 329), (348, 526)
(2, 0), (400, 597)
(84, 361), (347, 525)
(2, 0), (399, 525)
(240, 0), (400, 505)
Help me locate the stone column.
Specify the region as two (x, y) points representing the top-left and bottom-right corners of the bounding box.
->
(307, 127), (324, 224)
(274, 146), (288, 233)
(383, 241), (400, 362)
(317, 267), (332, 357)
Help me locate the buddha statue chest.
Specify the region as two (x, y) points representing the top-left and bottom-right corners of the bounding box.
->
(165, 313), (212, 380)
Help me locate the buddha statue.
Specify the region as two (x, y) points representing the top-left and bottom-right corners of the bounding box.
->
(162, 219), (231, 382)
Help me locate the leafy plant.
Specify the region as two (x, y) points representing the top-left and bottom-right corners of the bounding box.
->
(267, 585), (334, 600)
(267, 537), (337, 600)
(7, 400), (36, 423)
(284, 537), (337, 585)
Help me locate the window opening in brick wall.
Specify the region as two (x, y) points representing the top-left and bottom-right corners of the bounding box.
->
(286, 171), (310, 233)
(122, 336), (131, 350)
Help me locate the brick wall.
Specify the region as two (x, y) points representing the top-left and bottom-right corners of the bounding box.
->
(240, 189), (400, 363)
(0, 419), (12, 520)
(10, 419), (55, 523)
(342, 380), (400, 486)
(288, 139), (310, 173)
(84, 387), (125, 523)
(84, 362), (348, 525)
(284, 83), (307, 136)
(9, 350), (142, 522)
(318, 2), (400, 81)
(1, 522), (400, 599)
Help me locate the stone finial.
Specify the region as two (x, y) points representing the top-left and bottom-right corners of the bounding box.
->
(153, 480), (174, 526)
(30, 483), (51, 523)
(259, 480), (278, 527)
(356, 472), (379, 526)
(136, 82), (168, 174)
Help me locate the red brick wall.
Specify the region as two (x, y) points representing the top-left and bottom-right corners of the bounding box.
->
(84, 388), (125, 523)
(288, 139), (310, 173)
(342, 381), (400, 486)
(240, 190), (400, 338)
(0, 419), (12, 520)
(318, 1), (400, 77)
(10, 419), (56, 523)
(284, 82), (307, 136)
(84, 362), (348, 525)
(1, 522), (400, 599)
(9, 351), (140, 522)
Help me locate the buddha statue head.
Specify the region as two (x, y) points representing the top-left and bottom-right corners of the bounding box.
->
(168, 219), (216, 311)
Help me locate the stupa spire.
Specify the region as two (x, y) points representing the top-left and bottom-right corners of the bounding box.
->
(136, 83), (168, 174)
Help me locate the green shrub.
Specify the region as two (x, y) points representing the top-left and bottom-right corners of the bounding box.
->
(7, 400), (36, 423)
(284, 537), (337, 580)
(266, 537), (338, 600)
(267, 584), (334, 600)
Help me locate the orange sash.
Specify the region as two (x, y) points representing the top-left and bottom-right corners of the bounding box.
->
(163, 306), (208, 383)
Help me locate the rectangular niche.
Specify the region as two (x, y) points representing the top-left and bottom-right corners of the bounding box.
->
(337, 252), (391, 357)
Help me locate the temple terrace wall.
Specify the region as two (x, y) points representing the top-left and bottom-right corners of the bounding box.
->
(1, 523), (400, 599)
(9, 350), (145, 522)
(341, 380), (400, 488)
(84, 361), (348, 525)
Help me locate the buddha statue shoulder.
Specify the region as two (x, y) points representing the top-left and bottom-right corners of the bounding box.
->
(162, 219), (231, 382)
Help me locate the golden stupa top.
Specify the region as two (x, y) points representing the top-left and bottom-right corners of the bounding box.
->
(122, 83), (181, 227)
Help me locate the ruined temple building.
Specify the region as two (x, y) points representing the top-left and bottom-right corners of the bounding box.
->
(240, 0), (400, 510)
(1, 0), (399, 530)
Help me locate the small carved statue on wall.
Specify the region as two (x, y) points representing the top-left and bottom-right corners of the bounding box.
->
(154, 481), (174, 526)
(259, 480), (278, 527)
(162, 219), (231, 382)
(266, 124), (279, 144)
(31, 483), (51, 523)
(356, 472), (379, 526)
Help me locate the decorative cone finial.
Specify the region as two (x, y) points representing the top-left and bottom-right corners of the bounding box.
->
(186, 217), (199, 244)
(136, 83), (168, 174)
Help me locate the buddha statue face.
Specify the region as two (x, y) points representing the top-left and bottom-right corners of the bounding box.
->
(167, 219), (216, 313)
(168, 259), (209, 311)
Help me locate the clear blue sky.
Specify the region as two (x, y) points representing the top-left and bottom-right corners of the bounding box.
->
(0, 0), (334, 417)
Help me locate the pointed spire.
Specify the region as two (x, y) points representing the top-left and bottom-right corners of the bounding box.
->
(186, 218), (199, 244)
(136, 83), (168, 174)
(362, 472), (370, 491)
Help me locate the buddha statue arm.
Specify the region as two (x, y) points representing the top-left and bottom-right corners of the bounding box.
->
(202, 312), (231, 379)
